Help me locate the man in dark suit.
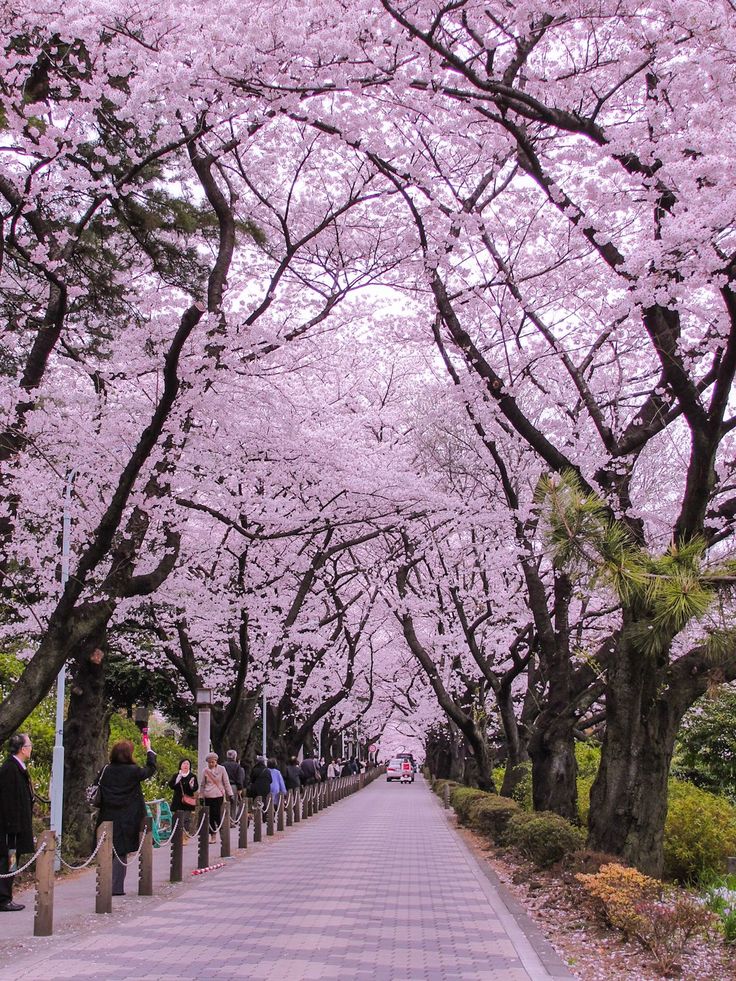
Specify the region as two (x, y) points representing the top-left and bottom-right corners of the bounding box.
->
(0, 732), (34, 912)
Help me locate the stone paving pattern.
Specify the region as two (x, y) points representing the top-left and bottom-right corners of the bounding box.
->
(0, 777), (573, 980)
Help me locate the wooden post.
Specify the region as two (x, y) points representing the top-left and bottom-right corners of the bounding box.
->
(286, 790), (294, 826)
(33, 830), (55, 937)
(170, 811), (185, 882)
(221, 806), (231, 858)
(302, 788), (309, 820)
(277, 794), (285, 832)
(266, 794), (275, 836)
(138, 817), (153, 896)
(239, 797), (249, 849)
(198, 806), (210, 869)
(443, 784), (450, 809)
(293, 790), (301, 823)
(253, 798), (263, 842)
(314, 784), (321, 813)
(96, 820), (113, 914)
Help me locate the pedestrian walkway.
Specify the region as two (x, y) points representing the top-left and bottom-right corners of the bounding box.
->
(0, 778), (573, 980)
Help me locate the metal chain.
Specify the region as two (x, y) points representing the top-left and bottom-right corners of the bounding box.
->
(233, 801), (247, 823)
(0, 840), (47, 878)
(189, 810), (207, 837)
(150, 817), (180, 850)
(59, 829), (108, 871)
(111, 826), (148, 867)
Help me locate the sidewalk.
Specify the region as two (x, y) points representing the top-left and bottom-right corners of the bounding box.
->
(0, 778), (574, 980)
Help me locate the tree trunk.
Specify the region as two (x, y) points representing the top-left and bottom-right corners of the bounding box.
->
(587, 615), (683, 875)
(212, 692), (258, 760)
(528, 719), (578, 821)
(63, 646), (112, 856)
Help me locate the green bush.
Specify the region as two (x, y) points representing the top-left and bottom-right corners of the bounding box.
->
(469, 794), (520, 843)
(578, 775), (594, 827)
(492, 763), (533, 811)
(575, 741), (601, 779)
(450, 786), (491, 824)
(433, 778), (459, 799)
(664, 778), (736, 882)
(506, 810), (586, 868)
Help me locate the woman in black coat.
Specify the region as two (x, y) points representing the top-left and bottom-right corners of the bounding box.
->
(97, 737), (156, 896)
(168, 758), (198, 832)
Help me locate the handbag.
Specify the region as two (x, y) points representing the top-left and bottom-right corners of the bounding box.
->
(181, 791), (197, 807)
(85, 764), (108, 812)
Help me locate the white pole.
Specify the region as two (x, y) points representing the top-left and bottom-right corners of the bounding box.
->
(261, 689), (267, 758)
(197, 706), (211, 780)
(50, 469), (76, 871)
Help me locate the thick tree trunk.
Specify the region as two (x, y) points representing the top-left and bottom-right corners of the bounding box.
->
(497, 684), (530, 798)
(528, 719), (578, 821)
(63, 647), (112, 856)
(587, 615), (683, 875)
(212, 693), (258, 760)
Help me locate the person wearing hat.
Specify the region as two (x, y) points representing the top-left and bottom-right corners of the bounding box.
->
(199, 753), (234, 844)
(222, 750), (245, 828)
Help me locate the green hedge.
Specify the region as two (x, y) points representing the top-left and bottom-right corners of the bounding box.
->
(450, 786), (491, 824)
(664, 778), (736, 882)
(468, 795), (521, 843)
(505, 811), (585, 868)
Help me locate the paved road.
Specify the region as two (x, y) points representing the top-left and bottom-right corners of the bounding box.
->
(0, 778), (573, 981)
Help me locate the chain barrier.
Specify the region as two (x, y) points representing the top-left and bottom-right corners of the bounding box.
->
(189, 810), (208, 837)
(151, 817), (180, 850)
(233, 801), (247, 824)
(111, 826), (148, 867)
(58, 829), (108, 871)
(0, 840), (47, 878)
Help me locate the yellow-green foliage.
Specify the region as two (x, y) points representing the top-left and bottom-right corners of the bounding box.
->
(492, 763), (533, 811)
(469, 795), (520, 843)
(578, 776), (594, 828)
(577, 862), (661, 934)
(664, 778), (736, 882)
(506, 811), (586, 867)
(450, 786), (491, 824)
(577, 863), (719, 974)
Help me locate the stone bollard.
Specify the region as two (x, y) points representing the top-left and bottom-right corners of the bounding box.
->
(34, 829), (56, 937)
(286, 791), (294, 827)
(302, 788), (310, 820)
(221, 807), (231, 858)
(293, 790), (302, 823)
(443, 784), (450, 809)
(277, 794), (285, 832)
(253, 798), (263, 842)
(170, 811), (185, 882)
(266, 795), (275, 837)
(198, 806), (210, 869)
(138, 817), (153, 896)
(314, 784), (321, 813)
(96, 820), (113, 914)
(239, 798), (249, 849)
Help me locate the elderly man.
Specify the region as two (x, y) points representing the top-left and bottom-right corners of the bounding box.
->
(0, 733), (34, 912)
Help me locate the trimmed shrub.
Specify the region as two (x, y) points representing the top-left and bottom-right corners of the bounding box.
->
(469, 795), (520, 843)
(664, 778), (736, 882)
(433, 779), (459, 799)
(506, 810), (585, 867)
(450, 786), (491, 824)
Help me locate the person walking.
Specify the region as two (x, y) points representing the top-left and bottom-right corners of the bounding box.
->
(168, 758), (198, 833)
(199, 752), (234, 844)
(326, 758), (340, 780)
(0, 733), (34, 912)
(222, 750), (245, 827)
(268, 758), (286, 807)
(283, 756), (301, 792)
(248, 756), (272, 801)
(96, 733), (156, 897)
(299, 755), (321, 786)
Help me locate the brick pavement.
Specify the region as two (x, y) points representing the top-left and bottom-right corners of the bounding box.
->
(0, 778), (574, 981)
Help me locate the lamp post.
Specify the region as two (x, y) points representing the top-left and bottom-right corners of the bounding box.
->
(196, 687), (212, 778)
(261, 689), (267, 758)
(49, 469), (76, 870)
